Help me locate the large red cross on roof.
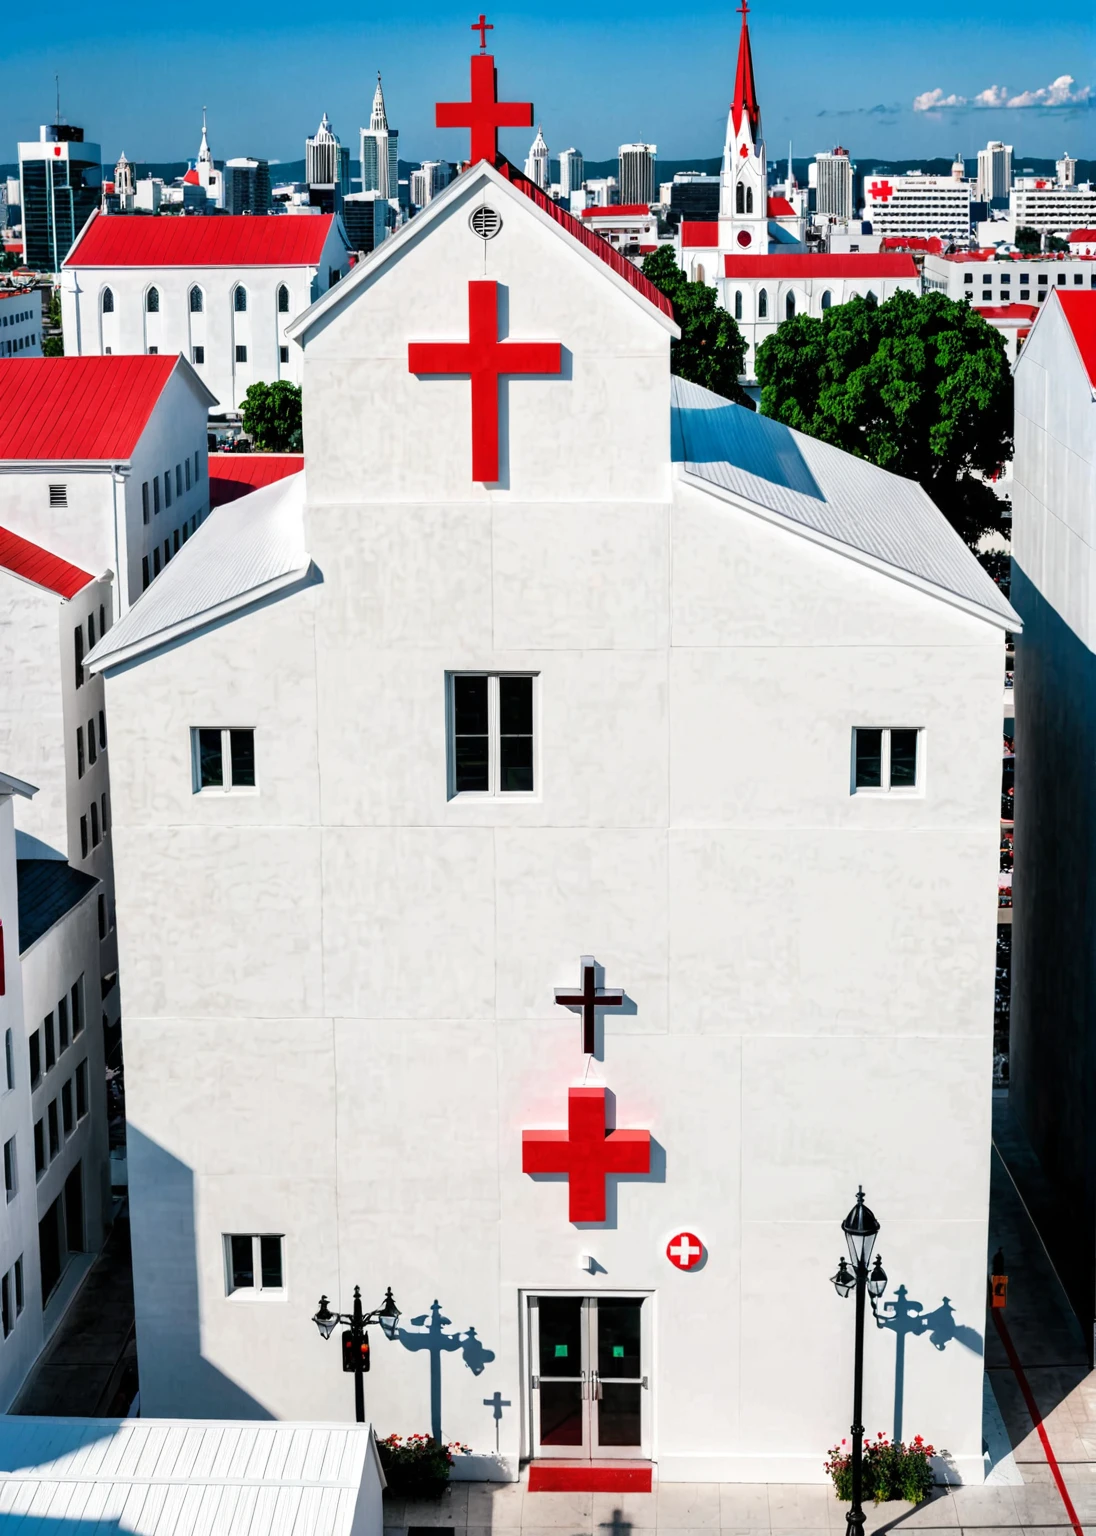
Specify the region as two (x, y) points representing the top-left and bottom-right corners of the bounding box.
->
(554, 955), (625, 1056)
(436, 52), (534, 165)
(408, 279), (561, 483)
(523, 1088), (651, 1223)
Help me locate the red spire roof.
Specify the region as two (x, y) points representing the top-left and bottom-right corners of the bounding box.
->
(730, 1), (761, 142)
(1057, 290), (1096, 388)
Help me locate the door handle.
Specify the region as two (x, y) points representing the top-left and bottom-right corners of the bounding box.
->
(532, 1375), (539, 1390)
(642, 1375), (649, 1389)
(591, 1372), (602, 1400)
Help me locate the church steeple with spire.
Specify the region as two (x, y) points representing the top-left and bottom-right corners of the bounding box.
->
(370, 73), (389, 132)
(719, 0), (768, 252)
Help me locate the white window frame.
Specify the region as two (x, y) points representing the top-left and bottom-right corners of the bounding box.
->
(223, 1233), (285, 1300)
(851, 726), (924, 795)
(445, 672), (539, 800)
(191, 728), (258, 795)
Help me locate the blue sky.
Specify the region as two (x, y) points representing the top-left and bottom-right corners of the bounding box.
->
(2, 0), (1091, 169)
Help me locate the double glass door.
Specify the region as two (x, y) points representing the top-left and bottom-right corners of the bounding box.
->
(530, 1296), (647, 1459)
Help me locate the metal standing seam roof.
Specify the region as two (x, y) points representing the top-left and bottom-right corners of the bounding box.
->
(0, 356), (183, 460)
(671, 375), (1019, 627)
(86, 470), (310, 671)
(0, 527), (93, 598)
(17, 861), (99, 953)
(64, 211), (340, 268)
(0, 1417), (378, 1535)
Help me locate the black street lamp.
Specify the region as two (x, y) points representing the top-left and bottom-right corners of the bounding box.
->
(312, 1285), (401, 1424)
(831, 1189), (887, 1536)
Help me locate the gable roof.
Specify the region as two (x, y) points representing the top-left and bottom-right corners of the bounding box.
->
(723, 253), (918, 280)
(767, 195), (797, 218)
(1057, 289), (1096, 387)
(580, 204), (653, 220)
(18, 859), (98, 952)
(0, 527), (93, 597)
(87, 471), (311, 673)
(671, 375), (1018, 629)
(287, 160), (677, 343)
(0, 357), (215, 461)
(681, 222), (719, 249)
(209, 453), (305, 507)
(65, 211), (341, 269)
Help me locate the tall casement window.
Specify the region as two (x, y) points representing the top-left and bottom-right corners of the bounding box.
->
(447, 673), (536, 797)
(852, 727), (922, 793)
(101, 287), (114, 314)
(234, 285), (248, 313)
(734, 290), (743, 320)
(758, 288), (768, 318)
(191, 728), (256, 793)
(785, 292), (795, 319)
(277, 284), (290, 313)
(189, 286), (204, 313)
(145, 287), (160, 314)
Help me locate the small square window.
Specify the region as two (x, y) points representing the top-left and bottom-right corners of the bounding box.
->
(279, 346), (289, 364)
(224, 1233), (284, 1295)
(448, 674), (536, 797)
(235, 345), (248, 363)
(852, 727), (922, 794)
(192, 728), (256, 792)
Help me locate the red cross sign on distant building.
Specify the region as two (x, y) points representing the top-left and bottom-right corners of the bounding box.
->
(523, 1087), (651, 1223)
(555, 955), (625, 1056)
(870, 179), (894, 202)
(408, 280), (561, 483)
(666, 1232), (704, 1270)
(436, 51), (533, 165)
(471, 12), (493, 48)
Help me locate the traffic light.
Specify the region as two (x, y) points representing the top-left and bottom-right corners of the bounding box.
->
(342, 1328), (370, 1373)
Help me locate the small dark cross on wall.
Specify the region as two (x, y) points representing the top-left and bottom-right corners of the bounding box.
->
(484, 1389), (511, 1451)
(555, 955), (625, 1055)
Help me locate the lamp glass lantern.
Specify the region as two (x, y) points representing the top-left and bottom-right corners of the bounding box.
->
(831, 1257), (855, 1298)
(842, 1187), (880, 1270)
(867, 1255), (888, 1299)
(378, 1286), (401, 1341)
(313, 1295), (338, 1341)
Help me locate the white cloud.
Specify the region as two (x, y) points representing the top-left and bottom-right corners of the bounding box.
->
(1007, 74), (1091, 106)
(974, 84), (1009, 107)
(913, 87), (967, 111)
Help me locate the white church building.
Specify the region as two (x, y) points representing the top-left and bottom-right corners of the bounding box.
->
(89, 40), (1014, 1488)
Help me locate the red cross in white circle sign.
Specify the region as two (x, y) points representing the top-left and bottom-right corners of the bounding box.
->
(666, 1232), (704, 1270)
(870, 179), (894, 202)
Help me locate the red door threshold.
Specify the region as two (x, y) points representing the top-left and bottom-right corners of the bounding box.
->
(528, 1462), (653, 1493)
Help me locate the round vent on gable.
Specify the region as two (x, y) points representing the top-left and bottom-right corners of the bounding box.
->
(470, 207), (502, 240)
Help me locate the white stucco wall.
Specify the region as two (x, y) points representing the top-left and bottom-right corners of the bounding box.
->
(101, 167), (1003, 1483)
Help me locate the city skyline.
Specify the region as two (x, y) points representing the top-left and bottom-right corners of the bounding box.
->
(2, 0), (1089, 171)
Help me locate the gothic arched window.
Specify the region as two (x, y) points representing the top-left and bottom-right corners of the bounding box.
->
(786, 292), (795, 319)
(277, 284), (290, 314)
(234, 285), (248, 313)
(695, 263), (706, 284)
(734, 290), (743, 320)
(736, 182), (745, 215)
(758, 288), (768, 318)
(101, 288), (114, 314)
(189, 286), (204, 314)
(866, 290), (878, 305)
(745, 186), (753, 214)
(821, 290), (832, 311)
(145, 287), (159, 314)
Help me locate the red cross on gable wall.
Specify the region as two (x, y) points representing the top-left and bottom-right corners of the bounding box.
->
(408, 280), (562, 483)
(523, 1088), (651, 1223)
(870, 179), (894, 202)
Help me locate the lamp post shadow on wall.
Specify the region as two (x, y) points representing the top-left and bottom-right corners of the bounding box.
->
(831, 1188), (887, 1536)
(312, 1285), (401, 1424)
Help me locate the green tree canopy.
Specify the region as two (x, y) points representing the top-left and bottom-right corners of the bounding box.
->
(754, 289), (1012, 549)
(1014, 226), (1042, 254)
(641, 245), (751, 407)
(240, 380), (303, 452)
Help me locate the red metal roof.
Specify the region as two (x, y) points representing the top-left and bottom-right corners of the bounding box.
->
(975, 303), (1040, 321)
(723, 253), (918, 279)
(580, 204), (652, 219)
(0, 356), (180, 460)
(1058, 290), (1096, 387)
(730, 9), (761, 140)
(767, 195), (796, 218)
(0, 527), (92, 598)
(881, 236), (943, 253)
(681, 222), (719, 248)
(496, 161), (674, 320)
(209, 453), (305, 507)
(65, 211), (338, 269)
(1070, 229), (1096, 241)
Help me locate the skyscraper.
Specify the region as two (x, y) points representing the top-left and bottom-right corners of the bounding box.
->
(360, 75), (399, 201)
(619, 143), (656, 206)
(814, 147), (853, 219)
(976, 141), (1012, 202)
(307, 113), (341, 187)
(524, 126), (550, 189)
(224, 158), (271, 215)
(558, 148), (584, 194)
(18, 124), (101, 272)
(1057, 152), (1077, 187)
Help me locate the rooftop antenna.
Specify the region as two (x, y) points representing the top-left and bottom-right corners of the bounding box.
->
(55, 74), (60, 126)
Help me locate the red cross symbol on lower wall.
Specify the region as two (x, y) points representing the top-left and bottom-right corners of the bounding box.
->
(522, 1087), (651, 1223)
(408, 280), (562, 483)
(870, 179), (894, 202)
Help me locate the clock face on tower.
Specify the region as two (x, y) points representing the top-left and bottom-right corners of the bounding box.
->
(737, 230), (752, 247)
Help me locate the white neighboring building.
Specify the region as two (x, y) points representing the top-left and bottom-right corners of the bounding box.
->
(579, 204), (660, 259)
(0, 290), (41, 358)
(814, 147), (854, 219)
(922, 250), (1096, 307)
(60, 212), (351, 412)
(1009, 289), (1096, 1336)
(0, 356), (214, 615)
(861, 171), (972, 241)
(1010, 179), (1096, 236)
(976, 142), (1012, 202)
(1069, 229), (1096, 256)
(91, 152), (1012, 1485)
